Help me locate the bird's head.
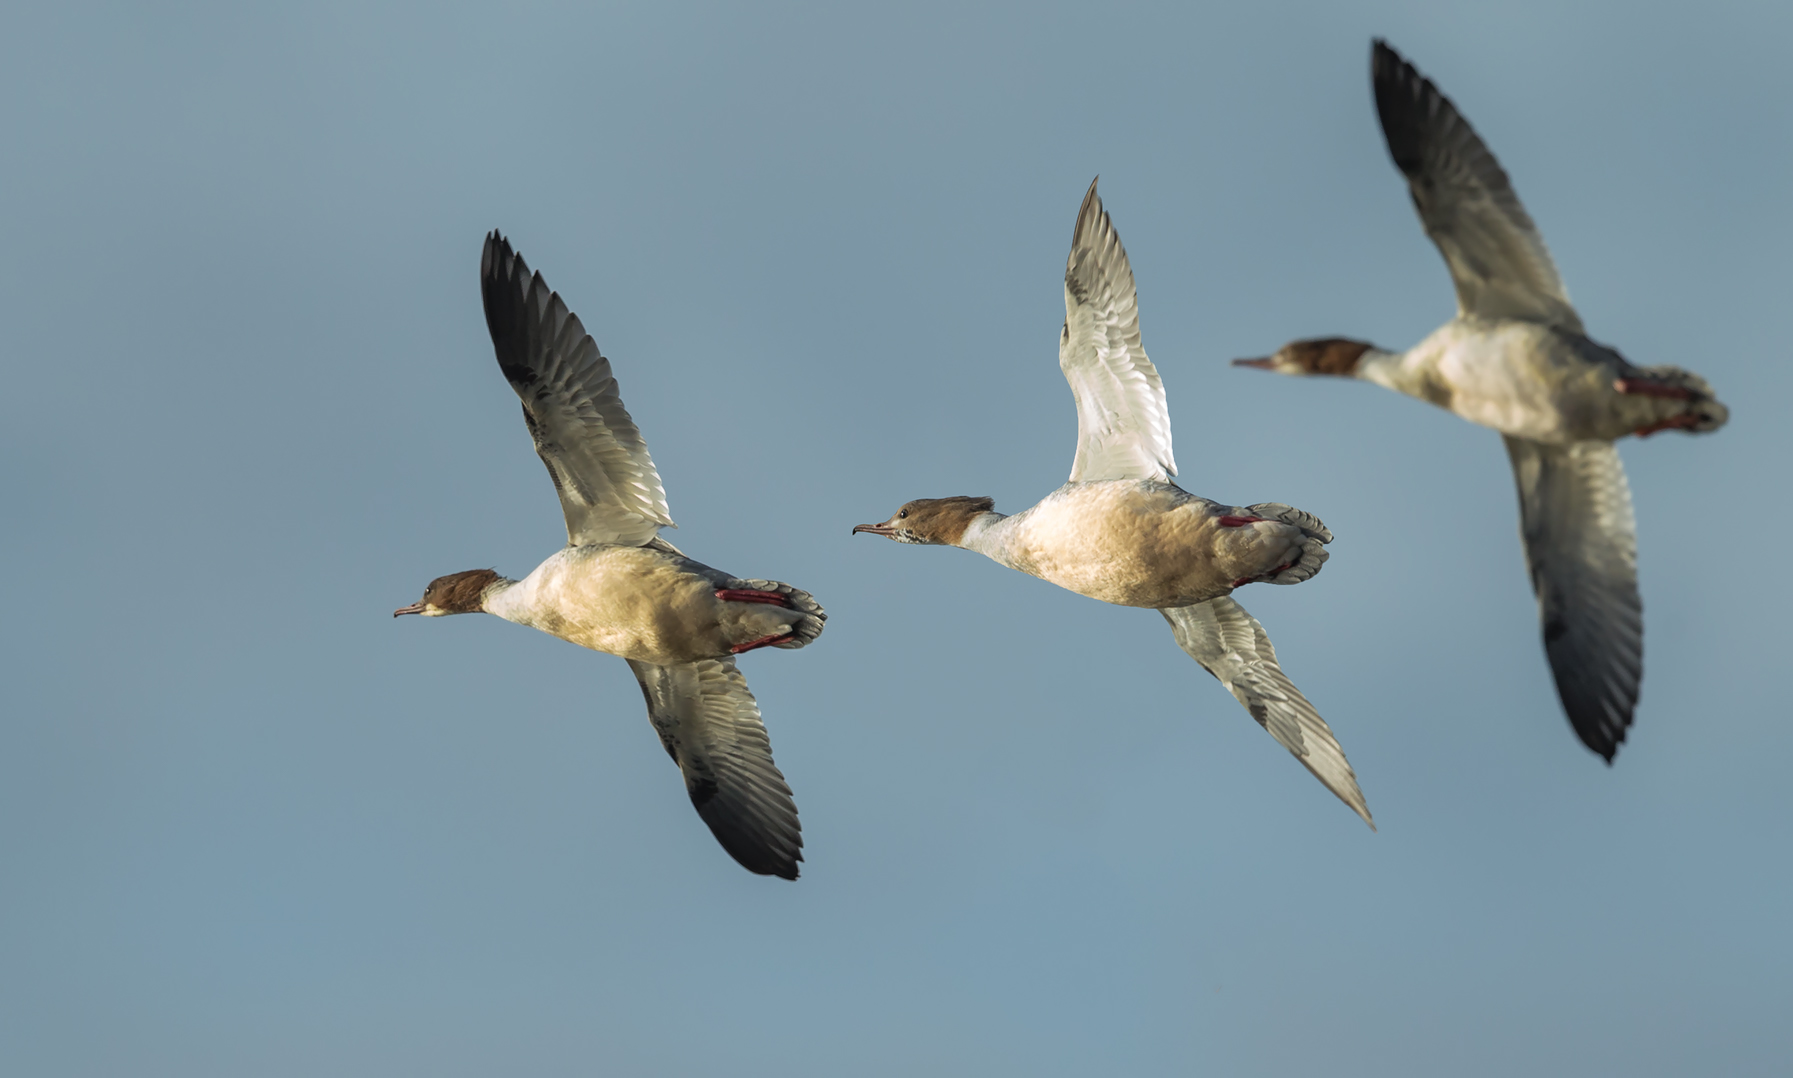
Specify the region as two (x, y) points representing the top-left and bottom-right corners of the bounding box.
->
(394, 568), (503, 617)
(1233, 337), (1376, 377)
(852, 496), (996, 546)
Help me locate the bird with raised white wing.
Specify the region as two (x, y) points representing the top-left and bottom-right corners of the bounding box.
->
(396, 232), (824, 879)
(1235, 40), (1727, 763)
(855, 180), (1374, 830)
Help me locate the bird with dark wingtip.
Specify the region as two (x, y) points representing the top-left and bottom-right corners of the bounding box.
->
(1234, 40), (1728, 762)
(395, 232), (825, 879)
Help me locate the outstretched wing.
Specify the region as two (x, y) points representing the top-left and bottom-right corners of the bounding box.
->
(1372, 40), (1584, 333)
(1060, 179), (1177, 484)
(628, 657), (803, 879)
(1162, 598), (1374, 828)
(1504, 436), (1642, 761)
(481, 232), (675, 547)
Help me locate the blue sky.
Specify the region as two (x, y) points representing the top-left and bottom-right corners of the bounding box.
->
(3, 1), (1789, 1074)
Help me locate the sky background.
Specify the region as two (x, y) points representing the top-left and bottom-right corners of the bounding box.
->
(3, 1), (1790, 1074)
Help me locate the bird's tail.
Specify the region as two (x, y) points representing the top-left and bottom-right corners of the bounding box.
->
(733, 578), (827, 649)
(1246, 503), (1331, 586)
(1624, 365), (1728, 434)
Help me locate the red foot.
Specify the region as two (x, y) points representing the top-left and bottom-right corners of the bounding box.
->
(1218, 515), (1266, 528)
(1634, 414), (1703, 438)
(1232, 559), (1298, 588)
(715, 588), (791, 607)
(731, 632), (795, 654)
(1614, 377), (1693, 401)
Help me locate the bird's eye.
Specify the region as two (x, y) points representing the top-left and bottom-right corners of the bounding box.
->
(898, 510), (908, 519)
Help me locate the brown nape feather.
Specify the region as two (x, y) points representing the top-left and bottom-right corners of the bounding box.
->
(424, 568), (502, 613)
(1287, 337), (1373, 375)
(897, 496), (995, 545)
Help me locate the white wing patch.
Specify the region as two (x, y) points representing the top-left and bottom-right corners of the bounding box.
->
(1060, 180), (1177, 484)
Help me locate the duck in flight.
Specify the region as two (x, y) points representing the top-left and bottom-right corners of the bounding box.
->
(1235, 41), (1727, 761)
(395, 232), (824, 879)
(855, 181), (1374, 829)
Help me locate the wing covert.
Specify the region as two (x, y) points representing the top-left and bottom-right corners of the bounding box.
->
(1162, 598), (1374, 828)
(1060, 180), (1177, 484)
(481, 232), (674, 547)
(628, 657), (803, 879)
(1372, 40), (1584, 332)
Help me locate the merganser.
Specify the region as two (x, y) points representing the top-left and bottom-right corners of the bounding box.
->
(395, 232), (824, 879)
(1235, 41), (1728, 762)
(855, 181), (1374, 829)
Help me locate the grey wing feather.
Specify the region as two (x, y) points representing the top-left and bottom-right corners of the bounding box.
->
(1372, 40), (1584, 332)
(481, 232), (674, 547)
(627, 657), (803, 879)
(1162, 598), (1374, 828)
(1060, 179), (1177, 484)
(1503, 436), (1642, 761)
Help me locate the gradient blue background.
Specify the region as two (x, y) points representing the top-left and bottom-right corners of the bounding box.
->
(4, 1), (1789, 1074)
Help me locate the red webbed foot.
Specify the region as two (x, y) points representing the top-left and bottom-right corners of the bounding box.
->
(715, 588), (793, 607)
(1232, 558), (1299, 588)
(1634, 414), (1704, 437)
(1218, 515), (1266, 528)
(1615, 377), (1695, 401)
(731, 632), (796, 654)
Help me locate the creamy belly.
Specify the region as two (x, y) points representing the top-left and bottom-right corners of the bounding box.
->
(490, 546), (802, 665)
(993, 483), (1306, 608)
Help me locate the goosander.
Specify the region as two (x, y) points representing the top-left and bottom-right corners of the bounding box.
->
(1235, 41), (1728, 762)
(395, 232), (824, 879)
(855, 181), (1373, 829)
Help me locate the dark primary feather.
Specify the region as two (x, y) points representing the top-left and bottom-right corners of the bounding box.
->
(628, 657), (803, 879)
(1371, 40), (1583, 332)
(480, 232), (674, 547)
(1504, 437), (1643, 760)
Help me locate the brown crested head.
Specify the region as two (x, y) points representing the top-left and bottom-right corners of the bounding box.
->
(852, 496), (996, 546)
(393, 568), (503, 617)
(1233, 337), (1374, 377)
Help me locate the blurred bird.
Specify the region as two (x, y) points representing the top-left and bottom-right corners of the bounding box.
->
(1235, 40), (1728, 761)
